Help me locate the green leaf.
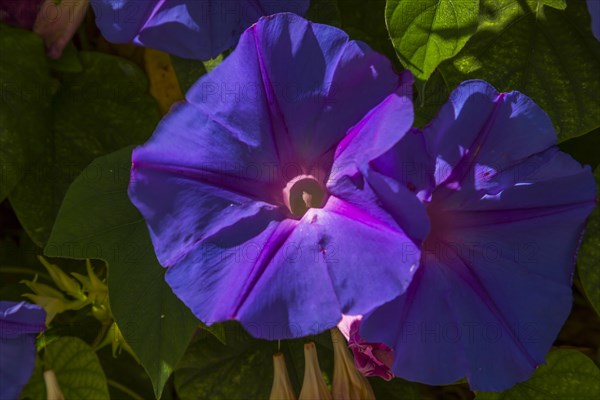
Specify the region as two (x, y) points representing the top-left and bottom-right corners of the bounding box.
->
(44, 147), (198, 398)
(175, 323), (336, 400)
(200, 322), (228, 345)
(386, 0), (479, 80)
(174, 325), (275, 400)
(21, 337), (110, 400)
(170, 56), (206, 93)
(369, 377), (421, 400)
(203, 55), (224, 74)
(578, 166), (600, 317)
(0, 24), (54, 203)
(440, 0), (600, 141)
(47, 42), (83, 73)
(539, 0), (567, 10)
(338, 0), (400, 67)
(171, 55), (223, 93)
(46, 337), (110, 399)
(475, 349), (600, 399)
(559, 127), (600, 170)
(414, 70), (450, 128)
(9, 51), (160, 247)
(96, 346), (157, 400)
(307, 0), (342, 26)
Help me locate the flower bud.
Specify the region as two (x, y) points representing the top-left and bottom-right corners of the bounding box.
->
(43, 369), (65, 400)
(33, 0), (89, 59)
(331, 328), (375, 400)
(270, 352), (296, 400)
(299, 342), (332, 400)
(338, 315), (394, 381)
(38, 257), (85, 301)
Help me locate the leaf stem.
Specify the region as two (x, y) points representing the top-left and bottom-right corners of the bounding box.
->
(0, 266), (51, 281)
(107, 379), (145, 400)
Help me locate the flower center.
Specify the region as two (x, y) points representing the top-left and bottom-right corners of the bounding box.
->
(283, 175), (325, 217)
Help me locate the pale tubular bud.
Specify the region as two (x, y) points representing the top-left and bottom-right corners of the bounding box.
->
(43, 370), (65, 400)
(299, 342), (332, 400)
(270, 352), (297, 400)
(331, 329), (375, 400)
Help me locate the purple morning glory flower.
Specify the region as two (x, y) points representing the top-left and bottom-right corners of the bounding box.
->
(588, 0), (600, 40)
(0, 301), (46, 400)
(129, 13), (425, 340)
(360, 80), (598, 391)
(89, 0), (310, 60)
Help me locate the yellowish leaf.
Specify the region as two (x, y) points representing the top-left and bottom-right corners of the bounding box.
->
(144, 49), (184, 115)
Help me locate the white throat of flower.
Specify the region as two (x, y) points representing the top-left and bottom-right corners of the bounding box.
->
(283, 175), (325, 217)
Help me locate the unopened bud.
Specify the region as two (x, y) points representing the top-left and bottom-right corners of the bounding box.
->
(33, 0), (89, 59)
(43, 369), (65, 400)
(299, 342), (332, 400)
(270, 352), (296, 400)
(331, 328), (375, 400)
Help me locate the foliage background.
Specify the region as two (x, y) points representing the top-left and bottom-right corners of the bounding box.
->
(1, 0), (600, 399)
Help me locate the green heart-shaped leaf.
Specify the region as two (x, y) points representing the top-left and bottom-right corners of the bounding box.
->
(45, 147), (198, 398)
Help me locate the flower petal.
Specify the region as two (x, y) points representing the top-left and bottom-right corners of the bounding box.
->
(165, 192), (422, 339)
(588, 0), (600, 41)
(249, 13), (402, 167)
(164, 215), (319, 338)
(0, 301), (46, 336)
(0, 302), (45, 400)
(361, 265), (468, 386)
(363, 80), (598, 391)
(90, 1), (310, 60)
(368, 128), (435, 203)
(330, 74), (414, 181)
(337, 315), (395, 381)
(431, 147), (597, 221)
(290, 196), (419, 318)
(361, 169), (431, 245)
(90, 0), (156, 43)
(129, 99), (282, 268)
(363, 213), (588, 391)
(0, 335), (38, 400)
(129, 165), (280, 269)
(424, 80), (556, 191)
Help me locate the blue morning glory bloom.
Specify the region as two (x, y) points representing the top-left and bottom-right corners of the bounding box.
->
(0, 301), (46, 400)
(360, 80), (597, 391)
(89, 0), (310, 60)
(128, 13), (426, 340)
(588, 0), (600, 40)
